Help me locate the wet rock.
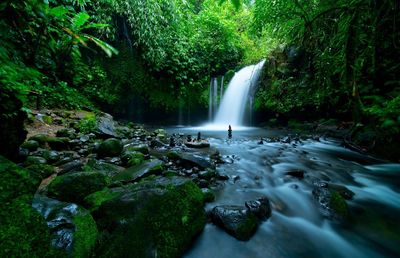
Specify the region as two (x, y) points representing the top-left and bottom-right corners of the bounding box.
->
(281, 136), (291, 143)
(210, 205), (258, 241)
(86, 159), (125, 177)
(245, 197), (272, 221)
(89, 177), (206, 258)
(58, 160), (83, 175)
(25, 155), (47, 166)
(53, 156), (74, 166)
(217, 173), (229, 180)
(168, 152), (213, 170)
(285, 169), (305, 179)
(196, 179), (209, 188)
(154, 128), (167, 139)
(124, 143), (149, 155)
(97, 138), (123, 158)
(198, 169), (217, 180)
(18, 147), (29, 160)
(27, 164), (56, 179)
(21, 140), (39, 151)
(149, 139), (167, 148)
(95, 112), (117, 138)
(312, 184), (349, 219)
(42, 150), (60, 164)
(32, 195), (98, 257)
(121, 151), (145, 167)
(47, 137), (70, 151)
(113, 159), (164, 184)
(28, 134), (49, 144)
(47, 172), (109, 205)
(56, 128), (76, 139)
(202, 188), (215, 203)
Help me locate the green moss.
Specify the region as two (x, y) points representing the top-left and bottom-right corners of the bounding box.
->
(73, 212), (98, 258)
(79, 113), (97, 134)
(96, 178), (206, 258)
(84, 188), (121, 212)
(236, 212), (258, 240)
(47, 172), (109, 205)
(123, 151), (145, 167)
(0, 156), (41, 203)
(21, 140), (39, 151)
(330, 191), (349, 218)
(27, 164), (56, 178)
(166, 151), (180, 160)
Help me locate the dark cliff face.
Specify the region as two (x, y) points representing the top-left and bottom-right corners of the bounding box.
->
(0, 91), (27, 161)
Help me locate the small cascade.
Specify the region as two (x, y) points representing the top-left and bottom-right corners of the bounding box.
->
(208, 77), (219, 121)
(211, 60), (265, 128)
(220, 76), (224, 101)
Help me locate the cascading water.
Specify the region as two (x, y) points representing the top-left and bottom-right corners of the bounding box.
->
(211, 60), (265, 129)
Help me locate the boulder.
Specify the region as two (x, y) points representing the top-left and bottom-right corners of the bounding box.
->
(167, 151), (213, 170)
(209, 205), (258, 241)
(312, 183), (349, 219)
(113, 159), (164, 183)
(58, 160), (84, 175)
(96, 113), (117, 138)
(85, 159), (125, 177)
(121, 151), (145, 167)
(97, 138), (123, 158)
(21, 140), (40, 151)
(47, 172), (109, 204)
(245, 197), (272, 221)
(90, 177), (206, 258)
(33, 195), (98, 257)
(27, 164), (56, 179)
(25, 155), (47, 166)
(56, 128), (76, 139)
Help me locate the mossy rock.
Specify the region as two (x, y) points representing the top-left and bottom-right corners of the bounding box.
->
(42, 150), (61, 164)
(329, 191), (349, 218)
(97, 138), (123, 158)
(124, 144), (149, 155)
(85, 159), (125, 177)
(47, 137), (70, 151)
(56, 128), (77, 139)
(29, 133), (51, 144)
(27, 164), (56, 179)
(201, 188), (215, 203)
(210, 205), (258, 241)
(47, 172), (109, 205)
(0, 156), (60, 257)
(0, 156), (41, 202)
(21, 140), (40, 151)
(25, 155), (48, 166)
(121, 151), (145, 167)
(93, 177), (206, 258)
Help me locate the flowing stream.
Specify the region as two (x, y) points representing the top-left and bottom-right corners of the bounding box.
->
(165, 127), (400, 258)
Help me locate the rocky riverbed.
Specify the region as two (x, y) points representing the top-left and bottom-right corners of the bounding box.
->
(1, 109), (399, 258)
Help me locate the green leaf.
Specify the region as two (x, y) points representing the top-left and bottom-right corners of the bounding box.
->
(49, 6), (69, 17)
(72, 12), (90, 29)
(83, 23), (109, 30)
(84, 35), (119, 57)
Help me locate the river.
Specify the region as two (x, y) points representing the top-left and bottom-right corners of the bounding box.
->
(166, 126), (400, 258)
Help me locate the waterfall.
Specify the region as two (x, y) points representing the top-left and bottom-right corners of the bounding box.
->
(208, 78), (213, 121)
(213, 77), (218, 119)
(220, 76), (224, 101)
(212, 60), (265, 127)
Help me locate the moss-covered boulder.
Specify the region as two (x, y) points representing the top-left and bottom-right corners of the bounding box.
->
(85, 159), (125, 177)
(21, 140), (40, 151)
(47, 172), (109, 204)
(56, 128), (77, 139)
(29, 133), (51, 144)
(0, 156), (57, 257)
(25, 155), (47, 166)
(121, 150), (145, 167)
(97, 138), (123, 158)
(124, 143), (149, 155)
(112, 159), (164, 184)
(209, 205), (258, 241)
(312, 183), (350, 219)
(33, 195), (98, 257)
(27, 164), (56, 179)
(91, 177), (206, 258)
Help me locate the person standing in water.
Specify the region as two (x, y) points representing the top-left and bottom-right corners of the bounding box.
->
(228, 125), (232, 139)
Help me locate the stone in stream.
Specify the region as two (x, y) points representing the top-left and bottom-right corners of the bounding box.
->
(167, 151), (214, 170)
(209, 205), (258, 241)
(97, 138), (123, 158)
(88, 176), (206, 258)
(285, 169), (305, 179)
(32, 195), (98, 258)
(245, 197), (272, 221)
(312, 182), (350, 219)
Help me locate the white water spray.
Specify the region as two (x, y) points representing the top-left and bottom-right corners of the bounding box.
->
(209, 60), (265, 129)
